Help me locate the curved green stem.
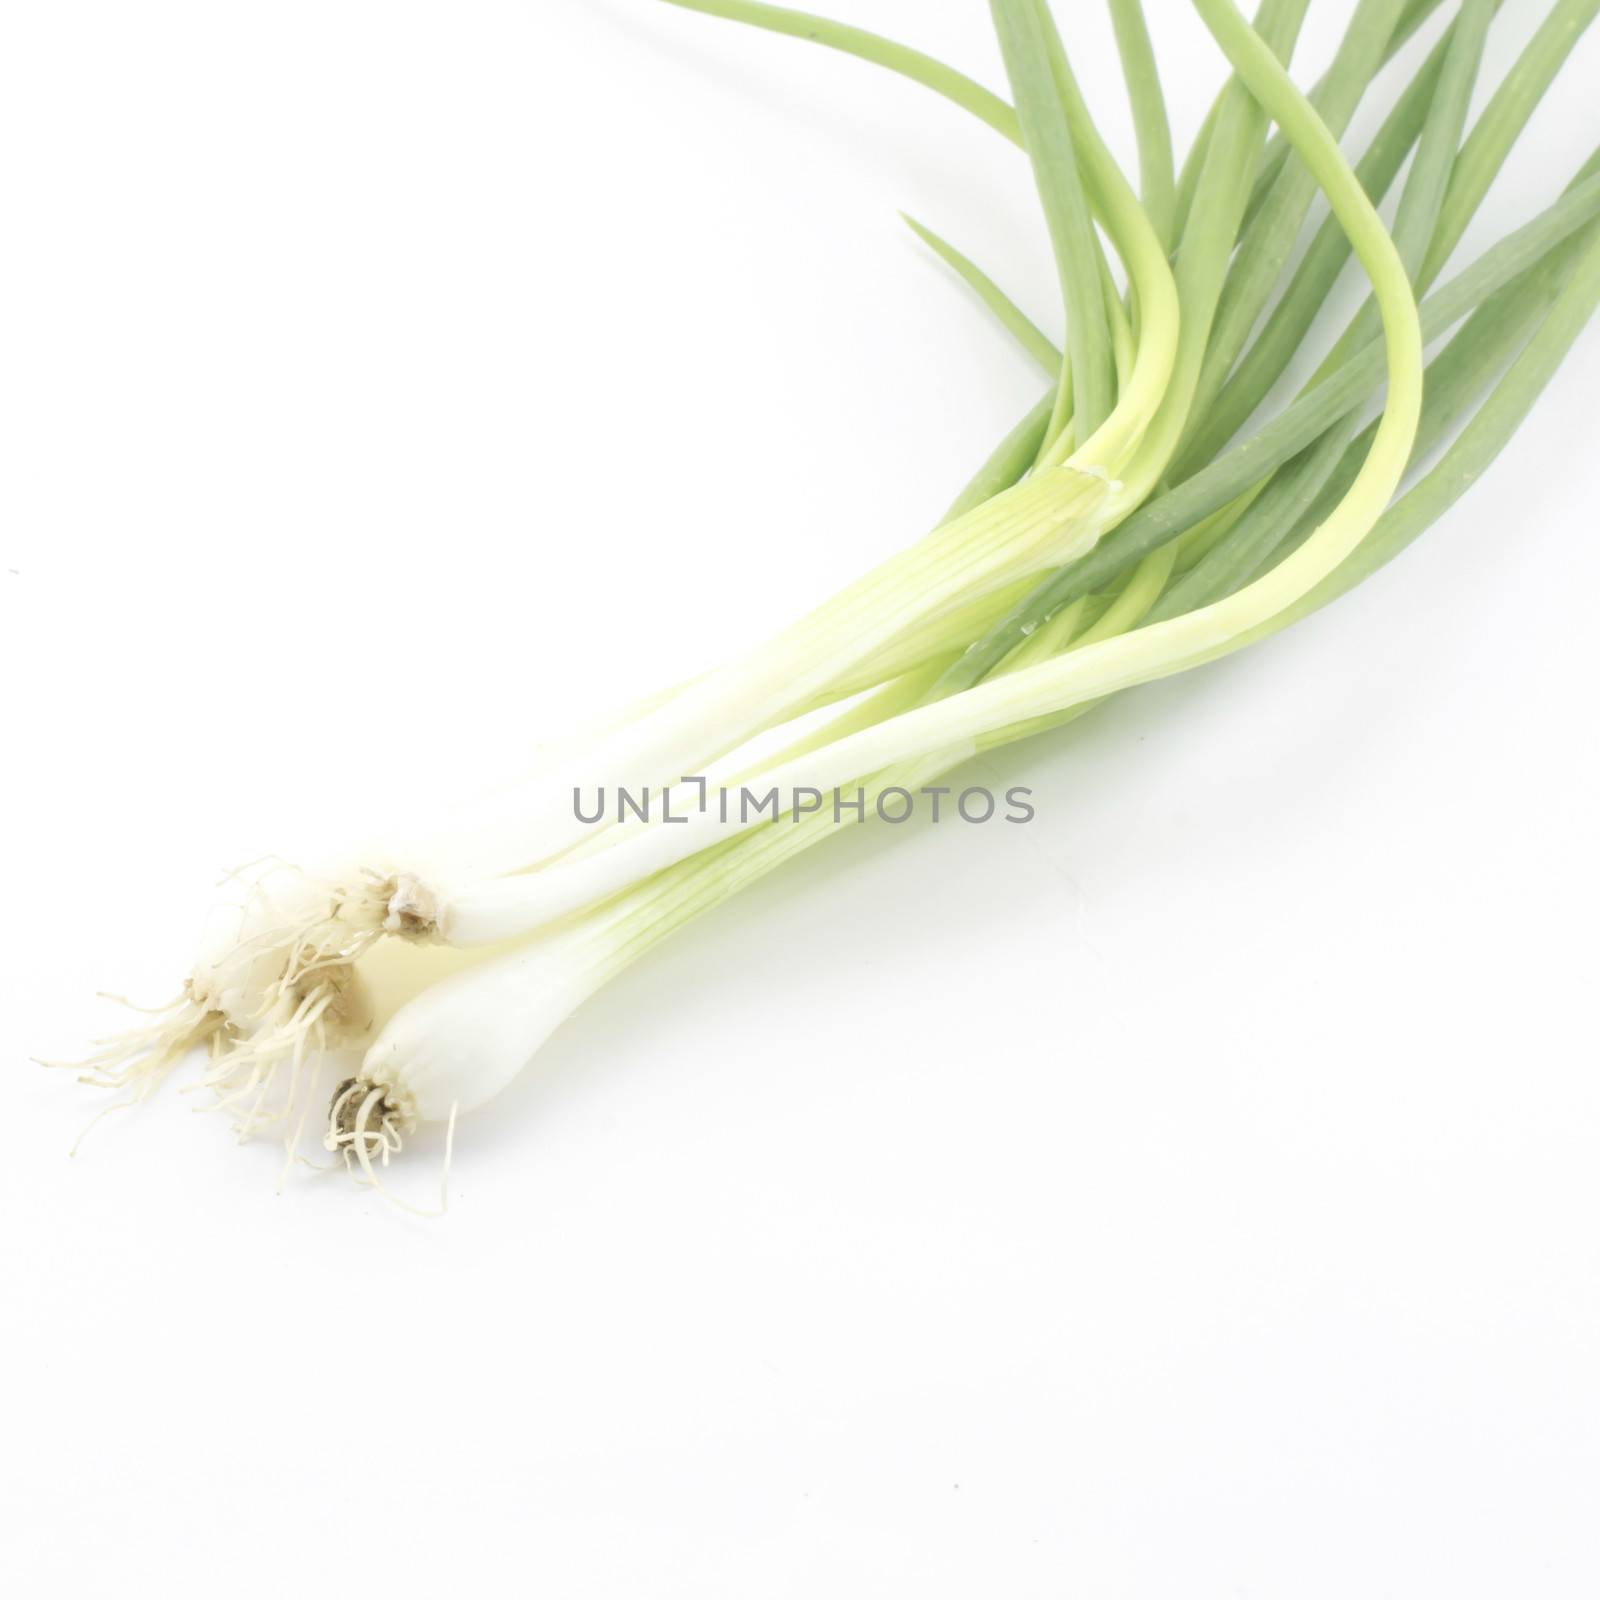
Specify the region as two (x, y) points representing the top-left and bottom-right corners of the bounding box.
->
(936, 169), (1600, 692)
(658, 0), (1018, 140)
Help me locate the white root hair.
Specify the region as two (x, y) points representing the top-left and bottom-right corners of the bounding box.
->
(185, 961), (375, 1173)
(39, 988), (231, 1154)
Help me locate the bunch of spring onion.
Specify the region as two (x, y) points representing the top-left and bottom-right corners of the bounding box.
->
(53, 0), (1600, 1204)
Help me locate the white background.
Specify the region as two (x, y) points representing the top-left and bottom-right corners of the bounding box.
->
(4, 2), (1599, 1595)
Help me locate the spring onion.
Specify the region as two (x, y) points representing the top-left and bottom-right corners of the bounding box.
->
(54, 0), (1598, 1198)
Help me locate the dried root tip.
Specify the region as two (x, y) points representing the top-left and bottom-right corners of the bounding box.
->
(324, 1076), (411, 1171)
(324, 1076), (455, 1218)
(381, 874), (442, 940)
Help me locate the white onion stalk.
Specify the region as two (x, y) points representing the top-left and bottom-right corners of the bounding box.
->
(330, 533), (1247, 1156)
(327, 742), (974, 1169)
(323, 617), (1133, 1162)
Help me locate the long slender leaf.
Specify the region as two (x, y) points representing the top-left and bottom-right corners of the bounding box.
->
(901, 214), (1061, 375)
(1106, 0), (1176, 248)
(989, 0), (1114, 439)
